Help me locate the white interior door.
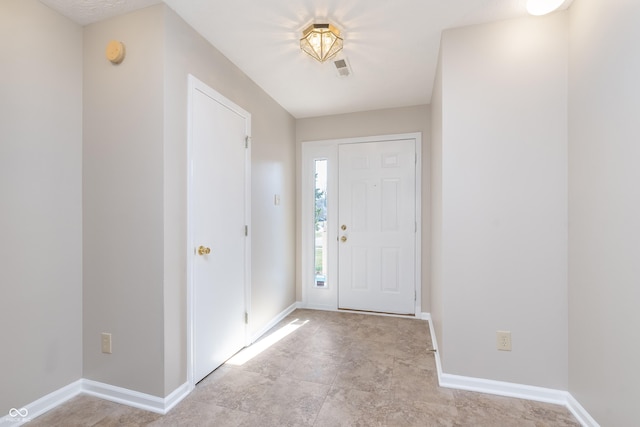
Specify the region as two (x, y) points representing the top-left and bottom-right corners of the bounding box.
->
(338, 139), (416, 314)
(190, 78), (249, 384)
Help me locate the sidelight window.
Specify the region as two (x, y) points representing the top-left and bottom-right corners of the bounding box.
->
(314, 159), (328, 287)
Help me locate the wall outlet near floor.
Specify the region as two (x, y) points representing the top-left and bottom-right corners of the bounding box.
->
(101, 332), (112, 354)
(496, 331), (512, 351)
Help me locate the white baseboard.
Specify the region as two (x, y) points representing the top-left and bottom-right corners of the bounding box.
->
(1, 380), (191, 426)
(425, 315), (599, 427)
(250, 302), (298, 343)
(299, 303), (426, 320)
(82, 379), (190, 415)
(436, 374), (599, 427)
(438, 373), (570, 405)
(0, 380), (83, 427)
(566, 394), (601, 427)
(297, 302), (336, 312)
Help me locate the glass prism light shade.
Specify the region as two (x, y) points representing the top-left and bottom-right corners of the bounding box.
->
(300, 23), (343, 62)
(526, 0), (564, 16)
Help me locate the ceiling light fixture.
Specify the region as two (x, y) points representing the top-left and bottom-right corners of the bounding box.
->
(526, 0), (565, 16)
(300, 23), (343, 62)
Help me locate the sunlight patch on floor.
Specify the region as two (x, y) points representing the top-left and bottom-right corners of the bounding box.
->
(226, 319), (309, 366)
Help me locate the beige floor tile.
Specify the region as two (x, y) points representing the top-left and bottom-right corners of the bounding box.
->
(343, 337), (397, 361)
(148, 399), (255, 427)
(352, 323), (399, 346)
(28, 395), (121, 427)
(453, 389), (535, 425)
(92, 404), (162, 426)
(313, 386), (394, 427)
(392, 362), (454, 405)
(292, 329), (353, 358)
(333, 355), (395, 393)
(385, 399), (459, 427)
(523, 400), (582, 427)
(193, 369), (270, 410)
(394, 348), (437, 371)
(233, 347), (297, 380)
(285, 351), (342, 385)
(268, 377), (330, 425)
(214, 375), (328, 425)
(25, 309), (581, 427)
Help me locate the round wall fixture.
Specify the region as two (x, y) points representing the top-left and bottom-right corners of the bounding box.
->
(106, 40), (125, 64)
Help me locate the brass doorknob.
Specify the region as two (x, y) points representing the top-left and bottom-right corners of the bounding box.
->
(340, 236), (347, 242)
(341, 224), (347, 231)
(197, 245), (211, 255)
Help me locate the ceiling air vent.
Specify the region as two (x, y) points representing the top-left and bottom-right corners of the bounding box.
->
(333, 58), (352, 78)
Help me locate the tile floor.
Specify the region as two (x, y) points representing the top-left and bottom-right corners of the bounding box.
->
(29, 309), (581, 426)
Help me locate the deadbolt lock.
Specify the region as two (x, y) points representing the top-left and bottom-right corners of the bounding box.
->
(341, 224), (347, 230)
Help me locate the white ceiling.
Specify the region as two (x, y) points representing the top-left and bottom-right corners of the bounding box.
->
(39, 0), (572, 118)
(39, 0), (161, 26)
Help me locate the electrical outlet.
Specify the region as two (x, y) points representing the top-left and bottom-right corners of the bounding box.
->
(496, 331), (511, 351)
(101, 333), (112, 354)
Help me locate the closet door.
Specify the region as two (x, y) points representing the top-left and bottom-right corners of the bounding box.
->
(190, 77), (250, 383)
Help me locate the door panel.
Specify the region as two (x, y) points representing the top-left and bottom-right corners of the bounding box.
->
(381, 179), (400, 231)
(351, 247), (369, 290)
(192, 85), (247, 384)
(380, 248), (400, 292)
(338, 140), (416, 314)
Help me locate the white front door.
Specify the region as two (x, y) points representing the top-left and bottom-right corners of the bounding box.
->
(337, 139), (416, 314)
(190, 77), (250, 384)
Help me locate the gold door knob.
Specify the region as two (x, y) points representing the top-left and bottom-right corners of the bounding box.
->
(197, 245), (211, 255)
(340, 236), (347, 242)
(341, 224), (347, 231)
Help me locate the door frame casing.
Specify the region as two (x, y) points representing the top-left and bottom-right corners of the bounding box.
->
(186, 74), (252, 389)
(300, 133), (422, 316)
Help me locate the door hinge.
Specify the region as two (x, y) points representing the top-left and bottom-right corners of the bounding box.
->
(245, 225), (248, 236)
(245, 136), (251, 148)
(245, 312), (249, 324)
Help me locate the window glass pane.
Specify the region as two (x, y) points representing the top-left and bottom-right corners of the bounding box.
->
(314, 159), (328, 287)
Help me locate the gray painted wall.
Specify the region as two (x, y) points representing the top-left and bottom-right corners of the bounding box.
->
(0, 0), (83, 413)
(163, 6), (297, 393)
(2, 0), (296, 404)
(83, 5), (166, 396)
(83, 4), (296, 397)
(9, 1), (640, 423)
(433, 14), (569, 389)
(296, 105), (431, 311)
(430, 50), (443, 351)
(568, 0), (640, 425)
(81, 2), (298, 397)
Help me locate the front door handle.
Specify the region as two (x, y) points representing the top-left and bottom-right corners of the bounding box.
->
(340, 236), (347, 242)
